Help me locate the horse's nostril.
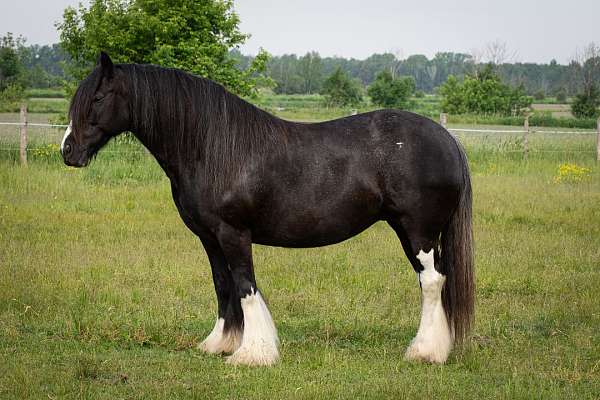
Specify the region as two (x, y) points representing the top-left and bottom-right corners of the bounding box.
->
(64, 143), (72, 155)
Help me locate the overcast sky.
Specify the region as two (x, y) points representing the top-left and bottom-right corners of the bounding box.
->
(1, 0), (598, 64)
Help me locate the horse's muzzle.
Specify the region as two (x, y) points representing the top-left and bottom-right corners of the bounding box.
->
(61, 137), (89, 167)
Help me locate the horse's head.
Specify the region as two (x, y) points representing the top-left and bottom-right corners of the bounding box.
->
(61, 52), (130, 167)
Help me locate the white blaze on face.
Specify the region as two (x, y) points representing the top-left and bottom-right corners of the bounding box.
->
(61, 120), (73, 153)
(226, 289), (279, 366)
(405, 248), (453, 364)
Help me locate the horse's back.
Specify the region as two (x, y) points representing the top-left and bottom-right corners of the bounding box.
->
(301, 109), (463, 189)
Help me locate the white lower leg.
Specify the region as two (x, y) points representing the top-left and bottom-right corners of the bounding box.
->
(198, 317), (242, 354)
(226, 290), (279, 366)
(405, 249), (453, 364)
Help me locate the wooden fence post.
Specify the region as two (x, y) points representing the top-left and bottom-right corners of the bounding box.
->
(440, 113), (448, 129)
(19, 104), (27, 166)
(523, 114), (529, 160)
(596, 117), (600, 162)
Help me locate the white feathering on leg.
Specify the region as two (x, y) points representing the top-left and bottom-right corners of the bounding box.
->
(198, 317), (242, 354)
(405, 249), (453, 364)
(226, 290), (279, 366)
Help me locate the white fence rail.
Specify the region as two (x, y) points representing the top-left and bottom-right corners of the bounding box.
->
(1, 108), (599, 164)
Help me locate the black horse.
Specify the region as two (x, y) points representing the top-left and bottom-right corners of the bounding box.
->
(62, 53), (474, 366)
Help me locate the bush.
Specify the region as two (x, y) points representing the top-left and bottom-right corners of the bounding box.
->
(367, 71), (415, 109)
(555, 88), (567, 103)
(571, 85), (600, 119)
(439, 64), (532, 116)
(414, 90), (425, 98)
(533, 90), (546, 101)
(321, 67), (363, 107)
(0, 82), (24, 111)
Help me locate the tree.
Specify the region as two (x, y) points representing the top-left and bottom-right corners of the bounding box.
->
(571, 84), (600, 119)
(268, 54), (304, 94)
(569, 43), (600, 118)
(399, 54), (432, 92)
(484, 40), (516, 66)
(321, 67), (363, 107)
(439, 64), (532, 115)
(0, 33), (26, 106)
(367, 70), (415, 109)
(298, 51), (323, 94)
(0, 33), (25, 90)
(57, 0), (269, 97)
(570, 43), (600, 96)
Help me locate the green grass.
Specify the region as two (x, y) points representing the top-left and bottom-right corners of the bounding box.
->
(25, 87), (66, 99)
(0, 97), (68, 114)
(1, 116), (599, 399)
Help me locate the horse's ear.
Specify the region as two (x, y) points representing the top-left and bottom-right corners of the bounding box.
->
(97, 51), (114, 78)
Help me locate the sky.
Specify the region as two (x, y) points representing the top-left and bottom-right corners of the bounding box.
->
(1, 0), (598, 64)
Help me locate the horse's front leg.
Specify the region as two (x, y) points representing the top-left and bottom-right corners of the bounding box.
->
(198, 238), (243, 354)
(216, 224), (280, 366)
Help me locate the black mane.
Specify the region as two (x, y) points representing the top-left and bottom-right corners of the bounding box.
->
(70, 63), (289, 193)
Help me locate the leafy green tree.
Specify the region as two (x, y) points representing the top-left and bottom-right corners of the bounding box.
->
(439, 64), (532, 115)
(298, 51), (323, 94)
(57, 0), (269, 97)
(0, 33), (25, 90)
(0, 33), (26, 107)
(571, 85), (600, 119)
(399, 54), (432, 92)
(19, 44), (69, 88)
(321, 67), (363, 107)
(367, 70), (415, 108)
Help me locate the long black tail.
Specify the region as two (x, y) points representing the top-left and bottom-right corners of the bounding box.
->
(440, 141), (474, 344)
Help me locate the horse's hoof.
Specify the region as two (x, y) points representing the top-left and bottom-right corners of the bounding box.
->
(404, 340), (450, 364)
(198, 322), (242, 354)
(225, 345), (279, 366)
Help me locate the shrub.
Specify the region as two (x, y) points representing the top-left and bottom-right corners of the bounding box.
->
(533, 90), (546, 101)
(439, 64), (532, 116)
(321, 67), (363, 107)
(0, 82), (24, 111)
(367, 71), (415, 109)
(571, 85), (600, 119)
(555, 88), (567, 103)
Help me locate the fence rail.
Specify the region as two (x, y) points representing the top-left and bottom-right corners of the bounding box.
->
(1, 107), (599, 164)
(0, 122), (69, 128)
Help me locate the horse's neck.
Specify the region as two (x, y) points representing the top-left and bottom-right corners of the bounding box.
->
(130, 129), (185, 181)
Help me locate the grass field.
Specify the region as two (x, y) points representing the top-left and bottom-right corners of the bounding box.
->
(1, 113), (600, 399)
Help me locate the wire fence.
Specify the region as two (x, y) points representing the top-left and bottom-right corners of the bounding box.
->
(1, 112), (599, 161)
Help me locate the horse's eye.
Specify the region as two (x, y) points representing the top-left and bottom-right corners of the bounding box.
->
(94, 94), (104, 102)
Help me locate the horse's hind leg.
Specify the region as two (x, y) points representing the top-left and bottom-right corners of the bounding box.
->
(198, 238), (242, 354)
(389, 216), (452, 364)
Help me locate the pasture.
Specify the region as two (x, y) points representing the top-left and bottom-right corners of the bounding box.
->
(1, 115), (599, 399)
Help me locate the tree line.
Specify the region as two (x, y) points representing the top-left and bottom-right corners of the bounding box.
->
(234, 50), (589, 98)
(1, 0), (598, 119)
(2, 40), (592, 98)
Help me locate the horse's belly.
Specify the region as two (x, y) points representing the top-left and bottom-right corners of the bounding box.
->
(250, 197), (381, 248)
